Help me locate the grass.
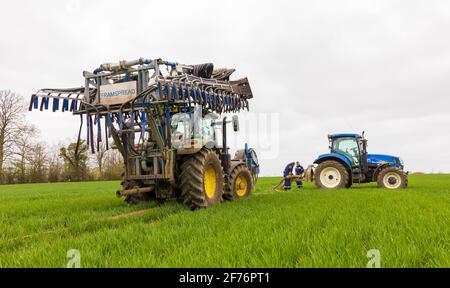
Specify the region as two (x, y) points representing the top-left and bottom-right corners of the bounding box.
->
(0, 175), (449, 268)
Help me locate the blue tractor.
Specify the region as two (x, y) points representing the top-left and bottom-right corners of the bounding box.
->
(313, 133), (408, 189)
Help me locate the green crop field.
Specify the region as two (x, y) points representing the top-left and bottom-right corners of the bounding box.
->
(0, 175), (449, 268)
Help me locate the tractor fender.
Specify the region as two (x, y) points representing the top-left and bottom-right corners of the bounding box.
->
(314, 154), (353, 183)
(176, 147), (203, 155)
(314, 153), (352, 168)
(233, 149), (246, 161)
(372, 163), (396, 182)
(234, 146), (259, 171)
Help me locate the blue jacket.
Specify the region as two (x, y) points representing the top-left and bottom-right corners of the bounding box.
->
(283, 163), (295, 177)
(295, 165), (304, 175)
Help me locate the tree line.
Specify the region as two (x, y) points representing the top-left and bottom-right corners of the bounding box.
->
(0, 90), (123, 185)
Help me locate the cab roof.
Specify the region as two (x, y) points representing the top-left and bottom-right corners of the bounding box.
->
(329, 133), (362, 139)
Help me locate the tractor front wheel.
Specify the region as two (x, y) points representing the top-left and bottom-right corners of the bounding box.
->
(315, 161), (350, 189)
(377, 167), (408, 189)
(178, 148), (224, 210)
(224, 164), (254, 200)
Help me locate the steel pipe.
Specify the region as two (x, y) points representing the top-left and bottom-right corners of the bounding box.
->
(116, 186), (154, 198)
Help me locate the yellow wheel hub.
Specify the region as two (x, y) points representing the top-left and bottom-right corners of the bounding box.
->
(235, 175), (248, 197)
(204, 165), (217, 199)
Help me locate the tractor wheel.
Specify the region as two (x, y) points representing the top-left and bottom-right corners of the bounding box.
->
(233, 148), (259, 186)
(315, 160), (350, 189)
(251, 171), (258, 186)
(178, 148), (224, 210)
(377, 167), (408, 189)
(224, 164), (254, 200)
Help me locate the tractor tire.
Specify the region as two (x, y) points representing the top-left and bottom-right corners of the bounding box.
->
(377, 166), (408, 189)
(178, 148), (224, 210)
(233, 148), (259, 186)
(251, 171), (258, 186)
(315, 160), (350, 189)
(223, 164), (254, 200)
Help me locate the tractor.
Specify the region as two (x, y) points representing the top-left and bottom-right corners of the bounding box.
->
(29, 58), (260, 210)
(310, 133), (408, 189)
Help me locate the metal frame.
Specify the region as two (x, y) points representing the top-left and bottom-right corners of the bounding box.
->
(30, 57), (257, 201)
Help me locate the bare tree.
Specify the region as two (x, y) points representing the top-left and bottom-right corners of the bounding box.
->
(102, 149), (124, 180)
(47, 150), (63, 183)
(0, 90), (26, 182)
(27, 142), (48, 183)
(12, 124), (38, 183)
(95, 142), (107, 179)
(59, 140), (89, 182)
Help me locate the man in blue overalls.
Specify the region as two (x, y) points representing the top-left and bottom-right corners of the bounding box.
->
(295, 162), (305, 188)
(283, 162), (296, 191)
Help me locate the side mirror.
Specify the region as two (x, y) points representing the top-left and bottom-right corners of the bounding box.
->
(232, 115), (240, 132)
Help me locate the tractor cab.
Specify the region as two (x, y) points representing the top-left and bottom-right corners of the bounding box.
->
(171, 109), (220, 150)
(313, 132), (407, 189)
(329, 134), (367, 169)
(171, 110), (241, 151)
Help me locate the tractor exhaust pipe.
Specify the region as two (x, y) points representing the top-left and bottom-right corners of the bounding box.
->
(116, 186), (154, 198)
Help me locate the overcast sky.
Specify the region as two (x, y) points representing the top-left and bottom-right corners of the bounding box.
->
(1, 0), (450, 176)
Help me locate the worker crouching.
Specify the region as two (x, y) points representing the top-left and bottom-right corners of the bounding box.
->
(283, 162), (295, 190)
(295, 162), (304, 188)
(283, 162), (305, 190)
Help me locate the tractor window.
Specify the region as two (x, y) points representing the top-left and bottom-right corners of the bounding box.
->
(201, 113), (219, 148)
(200, 117), (215, 145)
(175, 122), (185, 134)
(171, 112), (218, 149)
(332, 137), (360, 166)
(171, 113), (191, 149)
